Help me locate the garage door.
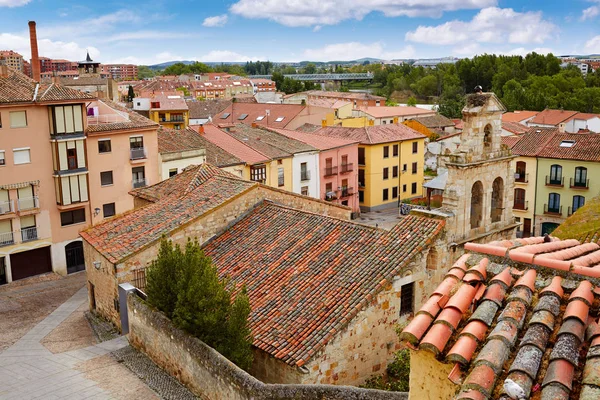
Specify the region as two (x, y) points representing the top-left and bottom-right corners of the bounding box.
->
(10, 246), (52, 281)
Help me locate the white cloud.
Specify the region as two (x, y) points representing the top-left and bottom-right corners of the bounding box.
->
(0, 32), (100, 61)
(202, 14), (229, 27)
(230, 0), (497, 27)
(197, 50), (262, 62)
(585, 36), (600, 53)
(406, 7), (555, 46)
(501, 47), (555, 56)
(103, 31), (190, 42)
(581, 6), (599, 20)
(0, 0), (30, 6)
(302, 42), (415, 61)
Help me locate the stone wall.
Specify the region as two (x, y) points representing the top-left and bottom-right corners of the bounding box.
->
(408, 350), (456, 400)
(84, 240), (119, 325)
(127, 293), (408, 400)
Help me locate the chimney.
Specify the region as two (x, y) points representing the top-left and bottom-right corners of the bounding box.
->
(251, 122), (258, 128)
(198, 124), (204, 134)
(0, 65), (8, 78)
(29, 21), (41, 82)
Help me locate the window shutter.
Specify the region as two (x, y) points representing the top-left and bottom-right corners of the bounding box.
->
(13, 149), (31, 164)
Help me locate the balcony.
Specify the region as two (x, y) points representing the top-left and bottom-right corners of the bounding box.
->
(132, 178), (148, 189)
(130, 147), (147, 160)
(340, 187), (354, 197)
(0, 231), (14, 247)
(0, 200), (14, 215)
(545, 176), (564, 187)
(513, 200), (528, 211)
(160, 117), (185, 123)
(514, 173), (528, 183)
(301, 170), (311, 181)
(17, 196), (39, 211)
(340, 163), (354, 173)
(544, 204), (563, 216)
(20, 226), (38, 242)
(324, 192), (338, 201)
(324, 166), (338, 177)
(570, 178), (589, 189)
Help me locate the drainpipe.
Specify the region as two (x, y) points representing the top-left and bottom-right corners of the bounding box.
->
(532, 157), (538, 236)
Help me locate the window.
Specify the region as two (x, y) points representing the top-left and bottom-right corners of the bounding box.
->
(103, 203), (116, 218)
(393, 144), (399, 157)
(132, 166), (146, 188)
(250, 165), (266, 183)
(412, 162), (418, 174)
(383, 146), (389, 158)
(278, 168), (284, 187)
(60, 209), (86, 226)
(100, 171), (113, 186)
(548, 193), (561, 213)
(220, 113), (231, 119)
(358, 169), (365, 187)
(383, 120), (386, 125)
(560, 140), (576, 148)
(383, 167), (389, 180)
(359, 190), (364, 203)
(402, 164), (407, 173)
(169, 168), (178, 177)
(573, 195), (585, 213)
(392, 186), (398, 199)
(67, 148), (77, 170)
(393, 166), (398, 178)
(483, 124), (492, 150)
(412, 142), (418, 154)
(411, 182), (417, 194)
(514, 188), (526, 210)
(574, 167), (587, 187)
(9, 111), (27, 128)
(383, 188), (389, 201)
(0, 151), (4, 166)
(400, 282), (414, 315)
(549, 164), (562, 185)
(376, 100), (381, 106)
(238, 114), (248, 120)
(130, 136), (144, 149)
(300, 162), (309, 181)
(403, 184), (407, 193)
(275, 117), (284, 122)
(358, 148), (366, 165)
(13, 148), (30, 164)
(150, 102), (160, 108)
(255, 115), (265, 121)
(301, 186), (309, 196)
(50, 105), (83, 134)
(515, 161), (526, 182)
(98, 139), (111, 153)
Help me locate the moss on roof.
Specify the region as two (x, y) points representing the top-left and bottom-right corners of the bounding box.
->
(553, 196), (600, 243)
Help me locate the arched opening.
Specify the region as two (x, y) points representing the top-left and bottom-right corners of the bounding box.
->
(515, 161), (527, 182)
(426, 247), (439, 270)
(483, 124), (492, 151)
(65, 241), (85, 274)
(549, 164), (562, 185)
(470, 181), (484, 229)
(491, 177), (504, 222)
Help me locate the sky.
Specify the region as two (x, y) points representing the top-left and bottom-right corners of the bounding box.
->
(0, 0), (599, 65)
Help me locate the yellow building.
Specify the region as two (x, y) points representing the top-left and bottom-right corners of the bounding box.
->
(312, 125), (426, 211)
(148, 94), (189, 129)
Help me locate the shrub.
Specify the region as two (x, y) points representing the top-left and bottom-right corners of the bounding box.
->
(360, 349), (410, 392)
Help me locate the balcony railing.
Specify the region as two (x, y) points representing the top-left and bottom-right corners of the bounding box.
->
(0, 231), (14, 247)
(132, 178), (148, 189)
(160, 117), (185, 122)
(324, 166), (338, 177)
(341, 187), (354, 197)
(324, 192), (337, 201)
(17, 196), (39, 211)
(130, 147), (147, 160)
(21, 226), (38, 242)
(544, 204), (562, 215)
(0, 200), (14, 215)
(340, 163), (354, 173)
(545, 176), (564, 187)
(570, 178), (589, 189)
(515, 173), (528, 183)
(301, 170), (311, 181)
(514, 200), (528, 211)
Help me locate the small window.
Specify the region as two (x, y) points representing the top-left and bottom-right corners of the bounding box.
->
(103, 203), (116, 218)
(383, 146), (389, 158)
(411, 182), (417, 194)
(359, 190), (365, 203)
(301, 186), (309, 196)
(393, 166), (398, 178)
(60, 208), (86, 226)
(13, 148), (30, 164)
(383, 167), (389, 180)
(358, 148), (366, 165)
(98, 139), (111, 153)
(403, 164), (407, 172)
(393, 144), (399, 157)
(412, 142), (418, 154)
(255, 115), (265, 121)
(278, 167), (284, 187)
(238, 114), (248, 120)
(0, 151), (4, 166)
(383, 188), (389, 201)
(560, 140), (576, 148)
(392, 186), (398, 199)
(169, 168), (178, 177)
(9, 111), (27, 128)
(100, 171), (113, 186)
(412, 162), (418, 174)
(275, 117), (285, 122)
(220, 113), (230, 119)
(400, 282), (414, 315)
(403, 184), (407, 192)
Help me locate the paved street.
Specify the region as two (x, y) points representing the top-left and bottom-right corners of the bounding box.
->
(0, 276), (160, 400)
(357, 207), (404, 230)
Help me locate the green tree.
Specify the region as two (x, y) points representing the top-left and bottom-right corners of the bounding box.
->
(223, 287), (253, 370)
(303, 63), (317, 74)
(271, 71), (284, 91)
(411, 75), (438, 98)
(127, 85), (135, 102)
(137, 65), (156, 79)
(406, 96), (417, 107)
(146, 238), (184, 318)
(501, 79), (526, 111)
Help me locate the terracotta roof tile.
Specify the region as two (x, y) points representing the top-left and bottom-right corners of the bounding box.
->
(512, 128), (600, 161)
(217, 103), (305, 128)
(529, 109), (578, 126)
(186, 99), (231, 119)
(502, 121), (528, 135)
(0, 69), (94, 104)
(200, 124), (270, 164)
(312, 124), (425, 145)
(268, 127), (359, 150)
(502, 110), (538, 123)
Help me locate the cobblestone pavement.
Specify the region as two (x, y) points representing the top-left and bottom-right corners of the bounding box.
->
(357, 207), (404, 230)
(0, 286), (154, 399)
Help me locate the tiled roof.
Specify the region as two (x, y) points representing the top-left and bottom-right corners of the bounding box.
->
(0, 69), (94, 104)
(306, 90), (386, 101)
(86, 99), (158, 133)
(502, 111), (538, 123)
(217, 103), (305, 128)
(295, 123), (321, 133)
(82, 168), (255, 263)
(306, 97), (351, 109)
(401, 236), (600, 399)
(203, 202), (445, 366)
(363, 106), (435, 118)
(130, 163), (244, 203)
(312, 124), (425, 145)
(412, 114), (455, 128)
(193, 132), (244, 167)
(512, 128), (600, 161)
(158, 127), (206, 154)
(149, 94), (188, 111)
(227, 124), (314, 156)
(201, 124), (270, 164)
(58, 76), (108, 86)
(501, 135), (521, 149)
(452, 119), (464, 130)
(186, 99), (231, 119)
(529, 109), (579, 126)
(268, 127), (359, 150)
(502, 121), (528, 135)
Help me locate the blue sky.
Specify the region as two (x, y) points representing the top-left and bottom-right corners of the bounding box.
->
(1, 0), (599, 65)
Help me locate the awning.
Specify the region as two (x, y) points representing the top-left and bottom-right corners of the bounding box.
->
(0, 180), (40, 190)
(423, 171), (447, 190)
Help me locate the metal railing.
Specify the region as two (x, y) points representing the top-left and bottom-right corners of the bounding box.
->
(160, 117), (185, 122)
(324, 166), (338, 177)
(87, 114), (129, 125)
(544, 204), (562, 215)
(515, 173), (528, 183)
(341, 187), (354, 197)
(570, 178), (589, 189)
(132, 268), (147, 292)
(340, 163), (354, 173)
(0, 231), (14, 247)
(21, 226), (38, 242)
(17, 196), (38, 211)
(545, 176), (564, 187)
(514, 200), (528, 211)
(301, 170), (311, 181)
(0, 200), (14, 214)
(132, 178), (147, 189)
(130, 147), (147, 160)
